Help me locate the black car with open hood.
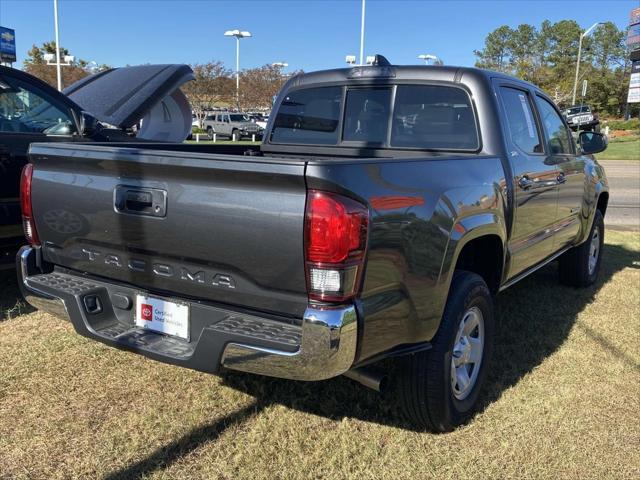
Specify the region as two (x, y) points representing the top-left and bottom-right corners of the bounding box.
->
(0, 64), (194, 268)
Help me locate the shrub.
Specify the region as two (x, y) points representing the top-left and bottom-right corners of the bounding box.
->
(192, 127), (206, 134)
(605, 118), (640, 131)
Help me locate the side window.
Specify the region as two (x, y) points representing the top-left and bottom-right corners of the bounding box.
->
(535, 95), (573, 155)
(499, 87), (542, 154)
(0, 76), (75, 135)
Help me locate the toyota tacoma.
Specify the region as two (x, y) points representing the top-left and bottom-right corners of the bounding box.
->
(17, 56), (609, 431)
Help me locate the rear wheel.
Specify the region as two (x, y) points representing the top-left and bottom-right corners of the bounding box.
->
(559, 210), (604, 287)
(398, 271), (494, 432)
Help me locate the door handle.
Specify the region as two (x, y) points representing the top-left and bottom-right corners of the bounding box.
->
(556, 172), (566, 184)
(518, 176), (534, 190)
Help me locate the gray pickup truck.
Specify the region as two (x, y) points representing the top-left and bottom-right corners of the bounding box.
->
(17, 57), (609, 432)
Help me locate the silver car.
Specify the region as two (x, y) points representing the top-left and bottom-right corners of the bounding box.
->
(202, 112), (263, 140)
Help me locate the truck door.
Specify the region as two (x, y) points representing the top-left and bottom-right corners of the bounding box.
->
(220, 113), (231, 136)
(496, 84), (559, 278)
(533, 94), (585, 250)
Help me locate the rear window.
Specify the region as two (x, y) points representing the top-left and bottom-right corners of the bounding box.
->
(270, 86), (342, 145)
(391, 85), (478, 150)
(270, 84), (478, 150)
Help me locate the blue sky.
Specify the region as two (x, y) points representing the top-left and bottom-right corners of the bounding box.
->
(0, 0), (637, 72)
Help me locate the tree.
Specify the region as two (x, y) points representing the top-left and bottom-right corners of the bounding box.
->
(474, 21), (630, 116)
(238, 64), (302, 111)
(182, 62), (234, 125)
(474, 25), (513, 71)
(22, 41), (109, 90)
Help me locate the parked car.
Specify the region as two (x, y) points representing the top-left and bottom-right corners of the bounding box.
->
(254, 115), (269, 130)
(18, 56), (609, 432)
(0, 64), (194, 269)
(202, 111), (263, 140)
(563, 104), (600, 132)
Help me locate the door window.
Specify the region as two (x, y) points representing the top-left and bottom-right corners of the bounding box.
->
(499, 87), (542, 154)
(0, 77), (75, 135)
(535, 96), (573, 155)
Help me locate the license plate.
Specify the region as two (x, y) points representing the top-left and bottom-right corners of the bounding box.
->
(135, 295), (190, 340)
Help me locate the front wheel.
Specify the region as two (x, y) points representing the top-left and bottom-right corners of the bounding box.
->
(206, 127), (214, 140)
(232, 129), (241, 141)
(398, 271), (494, 432)
(558, 210), (604, 287)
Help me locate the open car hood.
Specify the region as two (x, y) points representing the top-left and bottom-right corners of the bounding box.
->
(64, 64), (194, 141)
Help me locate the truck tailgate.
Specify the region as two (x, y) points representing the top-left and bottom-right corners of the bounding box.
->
(28, 144), (308, 317)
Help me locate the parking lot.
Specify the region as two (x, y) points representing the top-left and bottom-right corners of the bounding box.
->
(600, 160), (640, 231)
(1, 230), (638, 479)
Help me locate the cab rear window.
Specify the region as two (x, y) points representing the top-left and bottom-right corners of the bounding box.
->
(270, 84), (478, 151)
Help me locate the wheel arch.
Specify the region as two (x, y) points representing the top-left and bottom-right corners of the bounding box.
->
(440, 213), (508, 297)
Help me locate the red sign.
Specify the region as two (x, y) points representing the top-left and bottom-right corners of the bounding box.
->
(140, 304), (153, 321)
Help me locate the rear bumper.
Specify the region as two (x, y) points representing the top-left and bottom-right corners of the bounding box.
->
(18, 246), (357, 381)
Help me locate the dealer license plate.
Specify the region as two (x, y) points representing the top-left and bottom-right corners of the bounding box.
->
(135, 295), (190, 340)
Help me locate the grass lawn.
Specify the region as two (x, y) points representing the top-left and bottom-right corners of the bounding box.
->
(596, 136), (640, 161)
(1, 231), (639, 479)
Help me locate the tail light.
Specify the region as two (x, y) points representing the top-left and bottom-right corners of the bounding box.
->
(20, 163), (40, 246)
(305, 190), (369, 302)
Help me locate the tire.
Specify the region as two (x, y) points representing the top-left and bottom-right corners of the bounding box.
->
(206, 127), (214, 140)
(558, 209), (604, 287)
(232, 129), (241, 141)
(398, 271), (494, 432)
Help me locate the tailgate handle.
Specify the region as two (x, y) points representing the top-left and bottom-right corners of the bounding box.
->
(125, 191), (153, 210)
(115, 186), (167, 217)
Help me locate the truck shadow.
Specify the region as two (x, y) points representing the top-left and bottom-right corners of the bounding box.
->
(220, 242), (638, 432)
(103, 243), (638, 479)
(0, 269), (35, 320)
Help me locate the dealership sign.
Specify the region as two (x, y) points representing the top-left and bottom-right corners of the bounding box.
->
(628, 60), (640, 104)
(0, 26), (16, 62)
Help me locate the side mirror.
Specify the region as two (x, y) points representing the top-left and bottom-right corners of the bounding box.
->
(79, 111), (99, 137)
(579, 131), (607, 155)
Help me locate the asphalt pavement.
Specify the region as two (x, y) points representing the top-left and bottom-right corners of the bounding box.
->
(599, 160), (640, 231)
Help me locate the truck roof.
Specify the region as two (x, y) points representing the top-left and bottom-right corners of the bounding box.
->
(282, 63), (541, 93)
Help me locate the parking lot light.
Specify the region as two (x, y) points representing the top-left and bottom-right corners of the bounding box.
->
(418, 54), (443, 65)
(224, 29), (252, 108)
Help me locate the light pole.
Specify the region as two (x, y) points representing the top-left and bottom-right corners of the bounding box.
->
(418, 54), (443, 66)
(359, 0), (366, 65)
(53, 0), (62, 91)
(572, 22), (603, 106)
(224, 29), (251, 108)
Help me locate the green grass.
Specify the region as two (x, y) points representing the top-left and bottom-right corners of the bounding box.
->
(596, 137), (640, 160)
(1, 232), (639, 479)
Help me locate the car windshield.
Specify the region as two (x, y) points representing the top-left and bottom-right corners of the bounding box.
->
(229, 114), (250, 122)
(0, 82), (75, 134)
(567, 106), (590, 115)
(270, 84), (479, 150)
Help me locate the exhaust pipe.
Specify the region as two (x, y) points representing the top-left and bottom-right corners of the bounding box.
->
(344, 367), (388, 393)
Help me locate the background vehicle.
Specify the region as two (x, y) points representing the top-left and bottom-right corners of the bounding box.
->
(563, 104), (600, 132)
(18, 58), (609, 432)
(202, 111), (264, 139)
(0, 64), (193, 269)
